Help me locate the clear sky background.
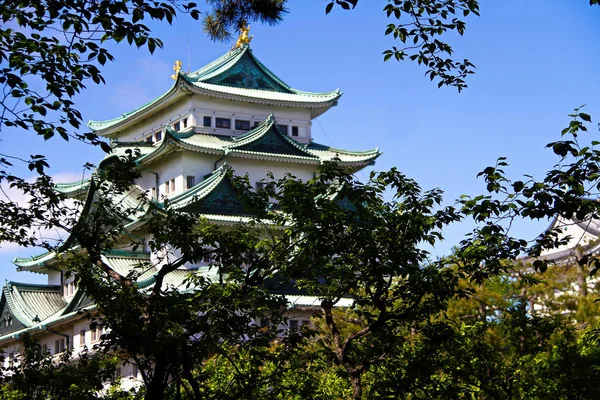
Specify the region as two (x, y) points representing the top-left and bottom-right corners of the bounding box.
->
(1, 0), (599, 284)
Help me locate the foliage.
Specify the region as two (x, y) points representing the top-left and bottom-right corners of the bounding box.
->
(327, 0), (479, 91)
(0, 333), (137, 400)
(457, 108), (600, 279)
(3, 1), (600, 400)
(0, 0), (288, 249)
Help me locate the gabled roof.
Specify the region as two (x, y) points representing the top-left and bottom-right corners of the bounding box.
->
(102, 116), (380, 168)
(167, 163), (255, 216)
(14, 251), (58, 274)
(1, 282), (66, 327)
(88, 45), (341, 136)
(225, 115), (319, 159)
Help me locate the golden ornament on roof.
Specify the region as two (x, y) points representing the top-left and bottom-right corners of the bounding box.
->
(171, 60), (182, 80)
(235, 24), (253, 49)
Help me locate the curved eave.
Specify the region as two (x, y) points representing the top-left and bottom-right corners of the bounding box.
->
(227, 150), (320, 164)
(168, 165), (229, 209)
(309, 148), (382, 168)
(13, 251), (58, 273)
(2, 284), (30, 327)
(2, 282), (65, 328)
(0, 305), (95, 344)
(189, 81), (341, 106)
(133, 132), (225, 168)
(188, 45), (340, 101)
(87, 79), (187, 138)
(54, 179), (90, 198)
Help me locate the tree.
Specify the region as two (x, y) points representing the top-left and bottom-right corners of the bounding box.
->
(0, 0), (287, 250)
(0, 332), (135, 400)
(3, 1), (600, 399)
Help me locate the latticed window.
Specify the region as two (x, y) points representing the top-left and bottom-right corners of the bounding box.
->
(91, 325), (102, 342)
(216, 117), (231, 129)
(277, 124), (288, 134)
(186, 176), (195, 189)
(292, 126), (299, 137)
(235, 119), (250, 131)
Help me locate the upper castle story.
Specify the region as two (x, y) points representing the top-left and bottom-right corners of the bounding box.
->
(88, 43), (342, 145)
(86, 42), (380, 200)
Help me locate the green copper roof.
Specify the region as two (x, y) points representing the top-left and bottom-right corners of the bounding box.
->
(106, 116), (380, 167)
(167, 163), (256, 216)
(226, 115), (319, 158)
(54, 179), (90, 197)
(87, 80), (179, 132)
(13, 251), (57, 273)
(87, 45), (341, 134)
(2, 282), (66, 327)
(185, 45), (340, 101)
(101, 251), (156, 282)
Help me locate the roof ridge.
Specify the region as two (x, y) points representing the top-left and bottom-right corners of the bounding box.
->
(103, 249), (151, 259)
(6, 281), (61, 291)
(307, 142), (380, 155)
(187, 46), (245, 79)
(245, 47), (293, 92)
(226, 115), (317, 158)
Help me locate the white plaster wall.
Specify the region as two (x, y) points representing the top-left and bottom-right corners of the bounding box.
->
(226, 158), (316, 186)
(47, 270), (61, 285)
(181, 151), (219, 186)
(540, 217), (598, 257)
(116, 96), (193, 142)
(73, 319), (94, 351)
(2, 343), (21, 368)
(190, 96), (313, 142)
(140, 152), (184, 198)
(111, 94), (314, 144)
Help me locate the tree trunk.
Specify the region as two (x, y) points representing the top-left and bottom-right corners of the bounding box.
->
(575, 249), (588, 297)
(350, 370), (362, 400)
(145, 356), (169, 400)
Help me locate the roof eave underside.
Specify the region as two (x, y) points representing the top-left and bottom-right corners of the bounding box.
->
(87, 44), (344, 137)
(87, 81), (185, 137)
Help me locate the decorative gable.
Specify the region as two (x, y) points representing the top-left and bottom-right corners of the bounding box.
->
(178, 176), (248, 215)
(228, 119), (318, 159)
(206, 52), (290, 93)
(0, 298), (24, 336)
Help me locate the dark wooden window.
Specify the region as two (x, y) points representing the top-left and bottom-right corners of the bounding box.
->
(155, 131), (162, 142)
(216, 117), (231, 129)
(277, 124), (288, 134)
(174, 121), (181, 131)
(235, 119), (250, 131)
(292, 126), (299, 137)
(186, 176), (195, 189)
(203, 116), (212, 127)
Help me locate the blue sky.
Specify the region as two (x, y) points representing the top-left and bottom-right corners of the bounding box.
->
(1, 0), (599, 284)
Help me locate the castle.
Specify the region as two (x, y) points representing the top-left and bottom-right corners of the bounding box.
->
(0, 36), (380, 383)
